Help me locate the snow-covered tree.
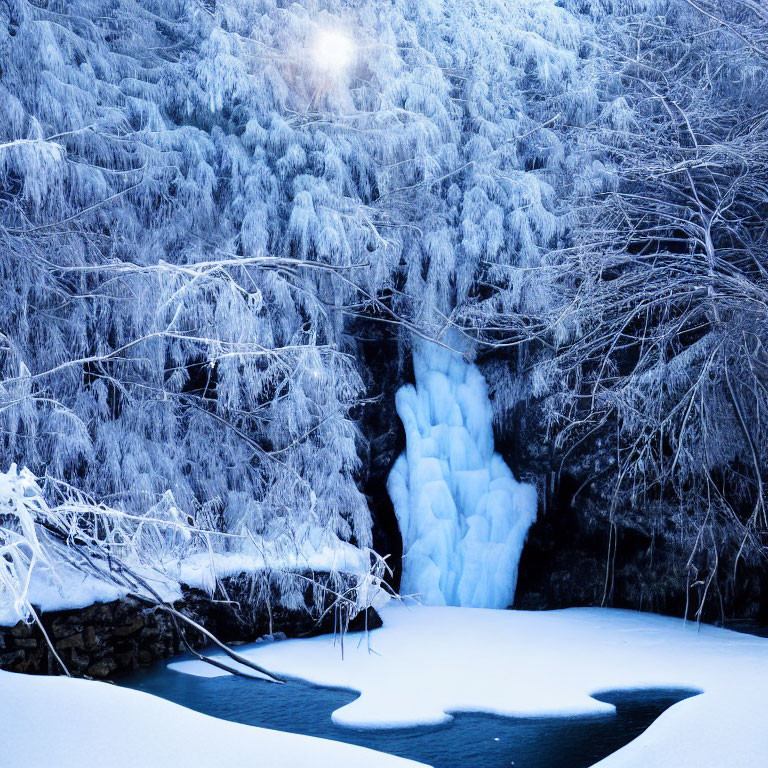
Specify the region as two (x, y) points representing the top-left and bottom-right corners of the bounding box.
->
(0, 0), (604, 572)
(531, 0), (768, 615)
(0, 0), (373, 563)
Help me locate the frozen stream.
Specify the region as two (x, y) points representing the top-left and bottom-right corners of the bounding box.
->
(152, 604), (768, 767)
(120, 666), (694, 768)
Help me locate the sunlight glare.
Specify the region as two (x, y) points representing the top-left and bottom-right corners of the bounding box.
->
(311, 29), (356, 76)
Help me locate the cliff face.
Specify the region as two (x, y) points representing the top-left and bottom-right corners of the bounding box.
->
(499, 398), (768, 623)
(355, 322), (407, 593)
(360, 344), (768, 623)
(515, 495), (768, 623)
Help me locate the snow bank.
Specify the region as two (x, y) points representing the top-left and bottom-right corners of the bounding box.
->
(0, 563), (134, 627)
(591, 682), (768, 768)
(0, 668), (428, 768)
(172, 530), (374, 596)
(0, 526), (380, 627)
(388, 339), (536, 607)
(1, 463), (386, 626)
(172, 603), (768, 767)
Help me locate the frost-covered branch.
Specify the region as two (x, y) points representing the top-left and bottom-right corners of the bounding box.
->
(523, 0), (768, 615)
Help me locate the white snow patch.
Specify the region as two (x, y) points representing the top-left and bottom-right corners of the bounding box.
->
(0, 563), (138, 627)
(172, 603), (768, 767)
(387, 339), (536, 608)
(0, 536), (380, 627)
(172, 533), (374, 595)
(0, 668), (427, 768)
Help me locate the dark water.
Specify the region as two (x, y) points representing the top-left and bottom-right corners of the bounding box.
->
(121, 662), (698, 768)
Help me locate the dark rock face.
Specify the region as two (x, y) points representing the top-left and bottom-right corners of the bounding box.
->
(0, 598), (179, 677)
(516, 494), (768, 622)
(514, 486), (679, 614)
(355, 320), (407, 591)
(357, 340), (768, 622)
(498, 395), (768, 623)
(0, 571), (382, 679)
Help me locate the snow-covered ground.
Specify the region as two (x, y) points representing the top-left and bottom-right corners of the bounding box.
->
(171, 603), (768, 768)
(0, 667), (428, 768)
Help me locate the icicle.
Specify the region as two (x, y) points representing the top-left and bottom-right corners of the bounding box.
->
(387, 336), (536, 608)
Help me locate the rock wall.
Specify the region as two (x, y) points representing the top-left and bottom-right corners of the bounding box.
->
(0, 598), (182, 677)
(0, 571), (381, 679)
(355, 320), (407, 591)
(499, 396), (768, 623)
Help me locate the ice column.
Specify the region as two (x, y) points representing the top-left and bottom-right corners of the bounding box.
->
(387, 339), (537, 608)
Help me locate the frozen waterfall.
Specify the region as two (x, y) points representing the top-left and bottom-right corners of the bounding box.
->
(387, 340), (537, 608)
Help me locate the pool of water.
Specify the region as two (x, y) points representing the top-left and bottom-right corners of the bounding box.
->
(120, 661), (698, 768)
